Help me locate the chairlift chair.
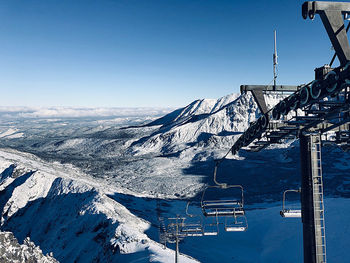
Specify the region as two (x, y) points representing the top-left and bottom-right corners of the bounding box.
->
(200, 161), (245, 217)
(202, 216), (219, 236)
(200, 160), (247, 234)
(201, 185), (245, 217)
(224, 214), (248, 232)
(179, 202), (204, 237)
(280, 189), (302, 218)
(165, 216), (187, 242)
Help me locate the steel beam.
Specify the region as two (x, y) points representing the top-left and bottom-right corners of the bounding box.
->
(302, 1), (350, 66)
(240, 85), (300, 93)
(240, 84), (300, 115)
(300, 135), (317, 263)
(251, 89), (268, 114)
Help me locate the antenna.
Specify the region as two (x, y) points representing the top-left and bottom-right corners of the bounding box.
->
(273, 30), (278, 89)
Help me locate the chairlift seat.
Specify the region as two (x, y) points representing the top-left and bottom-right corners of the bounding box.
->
(181, 223), (204, 237)
(224, 214), (248, 232)
(202, 217), (219, 236)
(180, 223), (203, 236)
(185, 232), (203, 237)
(202, 201), (244, 217)
(181, 225), (202, 232)
(203, 209), (245, 217)
(225, 226), (247, 232)
(181, 228), (203, 237)
(280, 209), (302, 218)
(202, 200), (241, 206)
(201, 166), (245, 222)
(203, 231), (218, 236)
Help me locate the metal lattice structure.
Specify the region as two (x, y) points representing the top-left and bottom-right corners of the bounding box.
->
(225, 2), (350, 263)
(310, 136), (327, 263)
(162, 2), (350, 262)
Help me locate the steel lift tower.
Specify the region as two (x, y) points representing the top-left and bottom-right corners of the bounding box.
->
(300, 134), (326, 262)
(162, 2), (350, 262)
(231, 2), (350, 262)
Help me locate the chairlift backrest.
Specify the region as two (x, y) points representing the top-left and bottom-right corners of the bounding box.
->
(201, 185), (245, 217)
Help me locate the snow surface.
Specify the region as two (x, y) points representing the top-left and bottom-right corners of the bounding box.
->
(0, 91), (349, 262)
(0, 92), (348, 201)
(0, 148), (198, 263)
(1, 147), (349, 262)
(109, 192), (350, 263)
(0, 128), (23, 139)
(0, 231), (58, 263)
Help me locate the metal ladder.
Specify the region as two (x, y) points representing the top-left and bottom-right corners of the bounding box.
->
(310, 135), (327, 263)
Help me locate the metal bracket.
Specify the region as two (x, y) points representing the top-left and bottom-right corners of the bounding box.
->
(240, 85), (300, 115)
(302, 1), (350, 66)
(251, 90), (268, 114)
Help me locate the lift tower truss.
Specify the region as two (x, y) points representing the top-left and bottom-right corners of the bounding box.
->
(300, 134), (326, 263)
(224, 2), (350, 262)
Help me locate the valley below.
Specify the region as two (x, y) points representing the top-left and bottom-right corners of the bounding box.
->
(0, 93), (349, 262)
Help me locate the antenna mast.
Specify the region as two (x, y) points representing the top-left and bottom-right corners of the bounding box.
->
(273, 30), (278, 89)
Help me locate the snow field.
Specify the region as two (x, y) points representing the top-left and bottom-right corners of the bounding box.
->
(0, 148), (198, 263)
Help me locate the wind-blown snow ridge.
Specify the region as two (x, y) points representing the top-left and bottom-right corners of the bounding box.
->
(0, 148), (198, 263)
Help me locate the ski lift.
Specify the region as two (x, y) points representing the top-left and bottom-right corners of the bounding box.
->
(201, 161), (245, 218)
(280, 189), (302, 218)
(202, 216), (219, 236)
(159, 217), (168, 247)
(201, 186), (244, 217)
(165, 216), (187, 241)
(224, 214), (248, 232)
(179, 202), (204, 237)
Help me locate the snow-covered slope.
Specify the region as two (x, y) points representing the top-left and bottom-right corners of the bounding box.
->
(146, 94), (240, 127)
(132, 92), (284, 155)
(0, 231), (58, 263)
(0, 92), (349, 262)
(0, 149), (198, 263)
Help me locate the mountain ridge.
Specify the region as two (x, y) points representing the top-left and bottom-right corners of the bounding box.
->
(131, 92), (284, 155)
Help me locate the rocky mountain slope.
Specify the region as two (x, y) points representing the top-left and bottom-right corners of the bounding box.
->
(131, 92), (283, 155)
(0, 149), (197, 263)
(0, 92), (348, 201)
(0, 92), (349, 262)
(0, 231), (58, 263)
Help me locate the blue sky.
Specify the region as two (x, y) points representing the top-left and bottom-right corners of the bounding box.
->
(0, 0), (341, 107)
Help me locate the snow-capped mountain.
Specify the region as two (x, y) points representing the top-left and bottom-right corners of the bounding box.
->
(146, 93), (240, 127)
(131, 92), (283, 155)
(0, 92), (349, 262)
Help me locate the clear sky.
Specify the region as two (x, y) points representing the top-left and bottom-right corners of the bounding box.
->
(0, 0), (342, 107)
